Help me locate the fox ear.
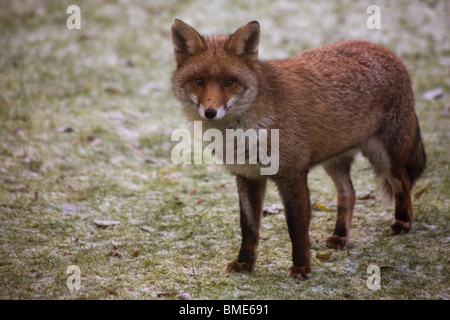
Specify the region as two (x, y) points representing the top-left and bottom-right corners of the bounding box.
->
(171, 19), (205, 66)
(228, 21), (260, 63)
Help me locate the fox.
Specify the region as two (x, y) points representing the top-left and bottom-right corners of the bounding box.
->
(170, 19), (426, 279)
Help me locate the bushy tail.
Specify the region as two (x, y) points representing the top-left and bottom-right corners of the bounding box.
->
(377, 124), (426, 203)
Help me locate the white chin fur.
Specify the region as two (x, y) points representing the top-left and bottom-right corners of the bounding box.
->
(198, 105), (226, 120)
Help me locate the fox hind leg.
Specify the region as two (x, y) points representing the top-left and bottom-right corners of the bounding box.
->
(387, 167), (413, 234)
(323, 150), (357, 250)
(360, 137), (414, 235)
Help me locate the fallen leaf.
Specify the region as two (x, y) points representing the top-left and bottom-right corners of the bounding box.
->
(107, 250), (122, 257)
(104, 86), (123, 95)
(380, 265), (396, 270)
(140, 226), (153, 233)
(422, 87), (444, 100)
(129, 248), (140, 257)
(157, 293), (177, 299)
(144, 158), (157, 164)
(112, 240), (122, 249)
(86, 135), (102, 147)
(78, 33), (95, 41)
(348, 248), (366, 260)
(197, 197), (205, 204)
(358, 193), (376, 200)
(312, 202), (333, 211)
(414, 182), (433, 199)
(316, 252), (332, 261)
(15, 184), (29, 192)
(263, 203), (284, 215)
(94, 220), (120, 227)
(57, 126), (74, 133)
(177, 292), (192, 300)
(120, 58), (135, 67)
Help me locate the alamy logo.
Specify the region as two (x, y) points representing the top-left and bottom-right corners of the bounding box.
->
(366, 264), (381, 290)
(66, 5), (81, 30)
(66, 265), (81, 290)
(171, 121), (279, 175)
(366, 5), (381, 30)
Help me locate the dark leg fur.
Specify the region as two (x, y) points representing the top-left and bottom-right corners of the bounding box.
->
(225, 175), (266, 273)
(388, 167), (413, 234)
(323, 151), (356, 250)
(275, 172), (312, 279)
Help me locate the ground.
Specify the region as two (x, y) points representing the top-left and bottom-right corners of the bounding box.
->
(0, 0), (449, 299)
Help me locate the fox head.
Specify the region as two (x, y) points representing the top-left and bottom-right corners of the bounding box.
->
(171, 19), (260, 121)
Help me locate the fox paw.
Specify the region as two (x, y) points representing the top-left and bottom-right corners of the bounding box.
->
(225, 260), (253, 273)
(326, 235), (347, 250)
(390, 220), (411, 235)
(287, 265), (311, 280)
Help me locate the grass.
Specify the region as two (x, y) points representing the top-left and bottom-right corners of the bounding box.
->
(0, 0), (449, 300)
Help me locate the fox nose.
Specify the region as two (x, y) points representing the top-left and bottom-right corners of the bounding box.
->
(204, 108), (217, 119)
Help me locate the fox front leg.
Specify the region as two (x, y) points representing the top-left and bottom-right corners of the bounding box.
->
(225, 175), (266, 273)
(275, 172), (312, 279)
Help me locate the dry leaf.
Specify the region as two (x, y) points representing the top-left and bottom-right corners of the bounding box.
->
(104, 86), (123, 95)
(313, 202), (333, 211)
(87, 135), (102, 147)
(348, 248), (366, 260)
(414, 182), (433, 199)
(111, 240), (122, 249)
(157, 293), (176, 299)
(140, 226), (153, 233)
(107, 289), (117, 295)
(422, 88), (444, 100)
(107, 250), (122, 257)
(120, 58), (135, 67)
(94, 220), (120, 227)
(380, 265), (396, 270)
(316, 252), (332, 261)
(263, 203), (284, 215)
(197, 197), (205, 204)
(144, 158), (157, 164)
(57, 126), (74, 133)
(78, 33), (95, 41)
(129, 248), (140, 257)
(177, 292), (192, 300)
(358, 193), (376, 200)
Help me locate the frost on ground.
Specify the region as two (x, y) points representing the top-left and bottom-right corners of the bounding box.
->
(0, 0), (449, 299)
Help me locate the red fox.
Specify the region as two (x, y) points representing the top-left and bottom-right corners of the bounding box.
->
(171, 19), (426, 279)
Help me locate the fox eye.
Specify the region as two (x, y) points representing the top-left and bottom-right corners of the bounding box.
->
(194, 79), (205, 87)
(224, 79), (234, 88)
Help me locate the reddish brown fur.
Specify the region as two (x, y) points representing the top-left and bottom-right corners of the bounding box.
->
(171, 20), (426, 279)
